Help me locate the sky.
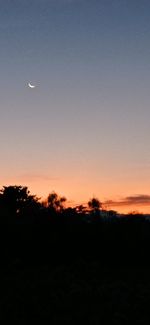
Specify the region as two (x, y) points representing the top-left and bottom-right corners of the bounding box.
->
(0, 0), (150, 213)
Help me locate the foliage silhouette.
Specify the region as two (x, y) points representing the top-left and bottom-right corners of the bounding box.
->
(47, 191), (66, 212)
(0, 183), (150, 266)
(0, 185), (40, 223)
(88, 197), (102, 212)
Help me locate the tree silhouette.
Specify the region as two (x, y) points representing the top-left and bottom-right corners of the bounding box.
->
(47, 191), (66, 213)
(0, 185), (39, 223)
(88, 197), (102, 212)
(87, 197), (102, 224)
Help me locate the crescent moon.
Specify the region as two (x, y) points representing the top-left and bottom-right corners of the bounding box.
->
(28, 82), (36, 89)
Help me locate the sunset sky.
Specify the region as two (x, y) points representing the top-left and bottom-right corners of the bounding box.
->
(1, 0), (150, 213)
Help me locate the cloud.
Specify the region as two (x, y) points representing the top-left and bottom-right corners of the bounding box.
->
(104, 195), (150, 208)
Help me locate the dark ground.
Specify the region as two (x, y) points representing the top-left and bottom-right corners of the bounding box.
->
(1, 225), (150, 324)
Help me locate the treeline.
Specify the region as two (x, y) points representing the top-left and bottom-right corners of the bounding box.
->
(1, 185), (150, 265)
(0, 185), (117, 225)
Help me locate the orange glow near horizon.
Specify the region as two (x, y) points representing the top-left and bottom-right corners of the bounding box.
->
(1, 175), (150, 215)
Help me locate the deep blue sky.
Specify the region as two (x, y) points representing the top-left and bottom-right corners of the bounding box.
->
(1, 0), (150, 211)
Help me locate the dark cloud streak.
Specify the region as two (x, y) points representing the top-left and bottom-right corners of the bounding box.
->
(104, 195), (150, 207)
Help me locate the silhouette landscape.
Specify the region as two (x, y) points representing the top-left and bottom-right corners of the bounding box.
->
(1, 0), (150, 323)
(1, 184), (150, 323)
